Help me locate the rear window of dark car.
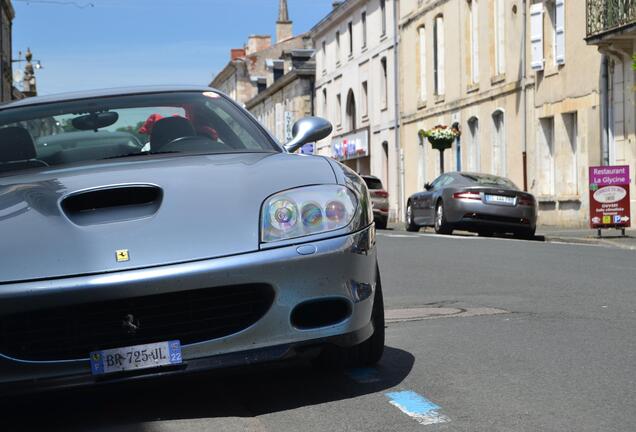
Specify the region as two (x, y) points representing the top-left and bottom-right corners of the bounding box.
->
(363, 177), (384, 190)
(460, 173), (519, 190)
(0, 91), (278, 175)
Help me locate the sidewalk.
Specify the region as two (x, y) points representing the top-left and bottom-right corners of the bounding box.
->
(537, 226), (636, 250)
(386, 221), (636, 250)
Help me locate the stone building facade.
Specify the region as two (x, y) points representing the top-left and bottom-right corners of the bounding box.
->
(210, 0), (311, 107)
(246, 49), (316, 147)
(399, 0), (606, 226)
(0, 0), (14, 102)
(312, 0), (401, 221)
(585, 0), (636, 225)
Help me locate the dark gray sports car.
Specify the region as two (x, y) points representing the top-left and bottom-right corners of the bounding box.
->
(0, 86), (384, 394)
(406, 172), (537, 238)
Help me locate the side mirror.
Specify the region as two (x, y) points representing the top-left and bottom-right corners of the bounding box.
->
(424, 182), (432, 191)
(284, 117), (333, 153)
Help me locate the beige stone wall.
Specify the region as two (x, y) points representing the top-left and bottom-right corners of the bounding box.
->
(249, 76), (313, 144)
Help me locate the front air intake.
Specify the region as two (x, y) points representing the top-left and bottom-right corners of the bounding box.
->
(291, 298), (351, 329)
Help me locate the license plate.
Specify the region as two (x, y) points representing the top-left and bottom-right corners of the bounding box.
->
(485, 194), (515, 205)
(90, 340), (182, 375)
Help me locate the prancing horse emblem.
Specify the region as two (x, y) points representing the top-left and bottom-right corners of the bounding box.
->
(122, 314), (140, 335)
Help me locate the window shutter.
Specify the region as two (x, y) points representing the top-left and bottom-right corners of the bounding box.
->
(555, 0), (565, 64)
(419, 27), (427, 101)
(530, 3), (544, 71)
(471, 0), (479, 84)
(496, 0), (505, 74)
(437, 16), (445, 94)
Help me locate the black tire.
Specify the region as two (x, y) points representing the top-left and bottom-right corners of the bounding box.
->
(516, 228), (536, 240)
(405, 202), (420, 232)
(376, 217), (388, 230)
(434, 200), (453, 235)
(313, 267), (385, 369)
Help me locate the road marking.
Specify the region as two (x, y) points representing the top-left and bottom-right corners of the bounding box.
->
(385, 390), (450, 425)
(385, 306), (509, 323)
(346, 367), (381, 383)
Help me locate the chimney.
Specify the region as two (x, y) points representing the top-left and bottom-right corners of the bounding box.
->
(246, 35), (272, 55)
(231, 48), (246, 61)
(276, 0), (293, 43)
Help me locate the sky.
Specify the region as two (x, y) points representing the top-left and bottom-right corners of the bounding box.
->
(11, 0), (333, 95)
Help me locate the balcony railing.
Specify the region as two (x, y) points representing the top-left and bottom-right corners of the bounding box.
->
(587, 0), (636, 39)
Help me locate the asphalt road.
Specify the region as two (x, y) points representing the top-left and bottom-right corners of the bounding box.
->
(4, 231), (636, 432)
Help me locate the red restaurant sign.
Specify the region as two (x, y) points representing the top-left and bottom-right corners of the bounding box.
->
(589, 165), (631, 229)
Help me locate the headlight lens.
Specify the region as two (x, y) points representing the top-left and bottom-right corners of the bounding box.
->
(262, 185), (358, 242)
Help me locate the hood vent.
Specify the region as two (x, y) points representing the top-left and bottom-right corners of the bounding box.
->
(61, 184), (163, 226)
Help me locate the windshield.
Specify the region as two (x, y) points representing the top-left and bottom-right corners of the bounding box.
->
(0, 91), (277, 174)
(460, 173), (519, 190)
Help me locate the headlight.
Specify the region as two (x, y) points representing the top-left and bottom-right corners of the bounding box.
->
(261, 185), (359, 242)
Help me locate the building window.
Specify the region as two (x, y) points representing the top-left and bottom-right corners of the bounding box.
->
(467, 116), (480, 171)
(322, 88), (328, 118)
(494, 0), (505, 76)
(336, 93), (342, 127)
(418, 26), (427, 102)
(433, 15), (445, 96)
(380, 0), (387, 36)
(537, 117), (555, 195)
(336, 31), (341, 64)
(563, 112), (578, 194)
(321, 41), (327, 74)
(549, 0), (566, 66)
(492, 110), (505, 176)
(469, 0), (479, 85)
(530, 2), (544, 71)
(361, 81), (369, 117)
(362, 12), (367, 48)
(380, 57), (388, 110)
(346, 90), (357, 132)
(348, 21), (353, 57)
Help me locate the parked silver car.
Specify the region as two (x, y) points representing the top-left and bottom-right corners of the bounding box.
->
(406, 172), (537, 238)
(361, 175), (389, 229)
(0, 86), (384, 394)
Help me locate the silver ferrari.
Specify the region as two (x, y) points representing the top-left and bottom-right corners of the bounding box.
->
(0, 86), (384, 394)
(406, 172), (538, 238)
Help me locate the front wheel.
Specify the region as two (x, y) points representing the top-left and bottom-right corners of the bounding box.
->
(405, 203), (420, 232)
(434, 201), (453, 235)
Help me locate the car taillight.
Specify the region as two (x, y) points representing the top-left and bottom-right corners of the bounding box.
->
(517, 196), (534, 206)
(452, 191), (481, 200)
(372, 190), (389, 198)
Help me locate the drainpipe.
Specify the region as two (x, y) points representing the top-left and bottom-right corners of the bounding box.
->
(393, 0), (403, 221)
(521, 0), (528, 191)
(601, 54), (610, 165)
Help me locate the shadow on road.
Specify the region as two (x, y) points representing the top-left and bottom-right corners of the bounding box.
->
(3, 346), (414, 431)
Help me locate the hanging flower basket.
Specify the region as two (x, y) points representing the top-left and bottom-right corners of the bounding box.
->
(419, 125), (460, 151)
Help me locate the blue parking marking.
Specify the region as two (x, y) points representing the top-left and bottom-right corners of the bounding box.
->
(385, 390), (450, 425)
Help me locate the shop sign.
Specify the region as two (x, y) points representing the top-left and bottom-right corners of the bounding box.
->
(331, 129), (369, 161)
(589, 165), (631, 229)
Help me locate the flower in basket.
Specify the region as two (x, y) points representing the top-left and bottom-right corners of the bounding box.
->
(421, 125), (459, 151)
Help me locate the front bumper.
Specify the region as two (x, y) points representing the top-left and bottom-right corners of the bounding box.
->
(0, 226), (377, 394)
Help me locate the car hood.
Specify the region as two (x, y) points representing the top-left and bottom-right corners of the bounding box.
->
(0, 152), (336, 283)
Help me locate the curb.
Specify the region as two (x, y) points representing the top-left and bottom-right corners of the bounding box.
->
(544, 235), (636, 251)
